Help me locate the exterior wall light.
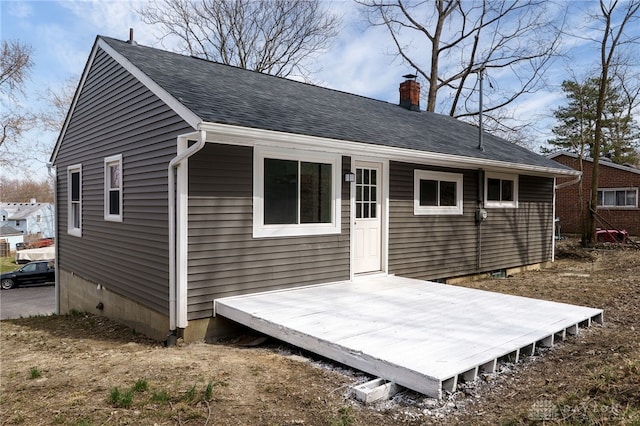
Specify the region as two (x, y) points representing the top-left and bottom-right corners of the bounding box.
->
(344, 172), (356, 182)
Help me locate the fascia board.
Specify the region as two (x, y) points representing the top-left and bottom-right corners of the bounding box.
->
(98, 39), (201, 129)
(549, 151), (640, 175)
(51, 37), (201, 164)
(199, 122), (581, 178)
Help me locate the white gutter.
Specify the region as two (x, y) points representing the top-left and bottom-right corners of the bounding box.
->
(198, 121), (581, 178)
(168, 129), (206, 333)
(47, 163), (59, 315)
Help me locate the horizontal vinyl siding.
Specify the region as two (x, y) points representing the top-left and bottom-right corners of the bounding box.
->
(479, 175), (554, 270)
(388, 162), (555, 280)
(54, 48), (192, 315)
(388, 162), (479, 280)
(187, 144), (351, 319)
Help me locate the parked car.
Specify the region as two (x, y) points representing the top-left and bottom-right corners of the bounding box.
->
(0, 260), (55, 290)
(29, 238), (54, 249)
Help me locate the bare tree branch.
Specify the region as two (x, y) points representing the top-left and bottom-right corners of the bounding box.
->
(0, 40), (33, 97)
(1, 39), (36, 177)
(137, 0), (341, 80)
(358, 0), (567, 136)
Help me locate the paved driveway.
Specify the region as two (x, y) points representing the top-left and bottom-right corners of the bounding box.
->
(0, 285), (55, 320)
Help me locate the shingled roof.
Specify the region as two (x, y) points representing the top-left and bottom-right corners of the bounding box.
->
(75, 36), (573, 174)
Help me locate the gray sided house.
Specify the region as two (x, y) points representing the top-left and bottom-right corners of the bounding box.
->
(51, 35), (579, 342)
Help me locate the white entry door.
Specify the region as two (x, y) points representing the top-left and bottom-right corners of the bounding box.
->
(354, 163), (382, 274)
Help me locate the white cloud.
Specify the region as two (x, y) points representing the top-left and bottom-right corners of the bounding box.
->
(6, 1), (33, 19)
(57, 0), (153, 43)
(313, 4), (411, 104)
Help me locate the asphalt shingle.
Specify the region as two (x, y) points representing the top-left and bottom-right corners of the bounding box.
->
(101, 36), (567, 171)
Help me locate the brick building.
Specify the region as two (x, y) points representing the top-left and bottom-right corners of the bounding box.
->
(549, 152), (640, 238)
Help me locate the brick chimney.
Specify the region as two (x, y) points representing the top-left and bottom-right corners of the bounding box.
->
(399, 74), (420, 111)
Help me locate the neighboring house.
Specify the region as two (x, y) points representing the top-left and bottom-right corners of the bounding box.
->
(549, 152), (640, 238)
(0, 225), (24, 251)
(50, 35), (579, 342)
(0, 201), (55, 242)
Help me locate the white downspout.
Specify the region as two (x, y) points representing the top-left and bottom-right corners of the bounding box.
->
(555, 174), (581, 190)
(168, 129), (206, 335)
(552, 177), (557, 262)
(47, 163), (59, 315)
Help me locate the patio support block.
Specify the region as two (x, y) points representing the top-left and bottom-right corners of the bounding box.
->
(352, 379), (401, 403)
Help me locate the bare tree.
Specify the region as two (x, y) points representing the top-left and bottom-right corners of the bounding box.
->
(359, 0), (565, 135)
(39, 77), (78, 134)
(137, 0), (341, 79)
(0, 40), (32, 95)
(1, 40), (35, 172)
(0, 177), (54, 203)
(585, 0), (640, 247)
(613, 64), (640, 148)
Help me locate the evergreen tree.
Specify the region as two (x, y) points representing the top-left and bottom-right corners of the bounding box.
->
(545, 77), (639, 165)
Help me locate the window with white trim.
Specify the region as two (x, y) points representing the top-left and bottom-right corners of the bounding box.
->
(485, 172), (518, 208)
(253, 146), (341, 238)
(68, 164), (82, 236)
(104, 155), (123, 221)
(414, 170), (464, 215)
(597, 188), (638, 208)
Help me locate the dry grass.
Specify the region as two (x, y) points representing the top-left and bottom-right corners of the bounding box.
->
(1, 240), (638, 425)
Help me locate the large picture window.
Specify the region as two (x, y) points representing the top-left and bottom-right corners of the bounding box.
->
(104, 155), (123, 221)
(414, 170), (463, 215)
(67, 164), (82, 237)
(254, 147), (341, 238)
(597, 188), (638, 208)
(485, 172), (518, 208)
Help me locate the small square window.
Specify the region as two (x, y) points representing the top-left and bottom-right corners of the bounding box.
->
(485, 173), (518, 208)
(414, 170), (463, 215)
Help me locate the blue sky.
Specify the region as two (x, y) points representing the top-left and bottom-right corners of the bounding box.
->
(1, 0), (638, 179)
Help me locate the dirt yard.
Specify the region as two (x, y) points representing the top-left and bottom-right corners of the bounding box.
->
(1, 240), (639, 425)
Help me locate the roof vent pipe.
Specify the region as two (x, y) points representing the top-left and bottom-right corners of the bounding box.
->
(127, 28), (137, 46)
(399, 74), (420, 111)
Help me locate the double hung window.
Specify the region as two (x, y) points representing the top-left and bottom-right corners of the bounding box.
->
(104, 155), (123, 221)
(68, 164), (82, 236)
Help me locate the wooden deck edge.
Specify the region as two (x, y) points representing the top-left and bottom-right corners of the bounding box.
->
(215, 302), (444, 398)
(439, 309), (605, 383)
